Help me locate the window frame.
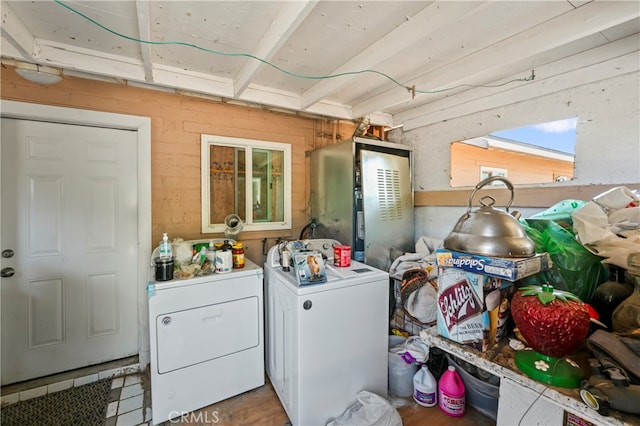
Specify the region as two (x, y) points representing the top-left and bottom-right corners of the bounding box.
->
(480, 166), (508, 183)
(200, 134), (291, 233)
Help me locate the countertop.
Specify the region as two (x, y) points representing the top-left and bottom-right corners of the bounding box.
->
(420, 328), (639, 426)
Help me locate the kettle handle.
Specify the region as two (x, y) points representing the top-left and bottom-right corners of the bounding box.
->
(467, 176), (514, 213)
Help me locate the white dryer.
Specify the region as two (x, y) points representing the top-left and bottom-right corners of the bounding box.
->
(148, 240), (264, 425)
(264, 239), (389, 426)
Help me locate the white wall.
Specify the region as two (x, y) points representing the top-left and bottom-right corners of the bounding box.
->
(390, 72), (640, 241)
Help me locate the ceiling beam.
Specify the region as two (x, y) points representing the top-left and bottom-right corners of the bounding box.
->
(354, 0), (640, 118)
(153, 63), (234, 98)
(0, 38), (27, 59)
(0, 1), (36, 60)
(36, 40), (146, 80)
(398, 33), (639, 125)
(233, 0), (318, 97)
(135, 0), (153, 82)
(400, 37), (639, 131)
(299, 1), (490, 110)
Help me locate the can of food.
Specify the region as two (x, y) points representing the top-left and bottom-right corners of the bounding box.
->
(334, 245), (352, 267)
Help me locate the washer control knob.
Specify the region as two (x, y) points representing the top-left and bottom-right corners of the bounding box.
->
(161, 316), (172, 326)
(303, 300), (312, 310)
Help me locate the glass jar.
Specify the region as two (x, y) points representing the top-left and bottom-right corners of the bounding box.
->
(232, 242), (245, 269)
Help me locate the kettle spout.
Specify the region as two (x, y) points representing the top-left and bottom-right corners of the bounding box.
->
(511, 210), (522, 220)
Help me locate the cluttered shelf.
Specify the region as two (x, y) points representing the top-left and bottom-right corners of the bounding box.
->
(420, 329), (639, 426)
(388, 183), (640, 424)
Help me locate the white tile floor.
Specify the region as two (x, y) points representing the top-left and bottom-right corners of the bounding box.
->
(1, 362), (153, 426)
(106, 373), (153, 426)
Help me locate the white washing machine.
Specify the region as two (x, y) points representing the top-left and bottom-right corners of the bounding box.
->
(148, 240), (264, 425)
(264, 239), (389, 426)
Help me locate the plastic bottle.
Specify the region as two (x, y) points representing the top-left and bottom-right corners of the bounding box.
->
(281, 244), (291, 272)
(207, 240), (216, 264)
(413, 365), (437, 407)
(438, 366), (466, 417)
(159, 233), (172, 259)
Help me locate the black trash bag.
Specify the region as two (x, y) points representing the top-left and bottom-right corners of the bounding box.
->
(426, 347), (449, 381)
(518, 218), (606, 303)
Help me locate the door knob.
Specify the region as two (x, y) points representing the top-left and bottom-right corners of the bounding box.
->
(1, 267), (15, 278)
(2, 249), (15, 258)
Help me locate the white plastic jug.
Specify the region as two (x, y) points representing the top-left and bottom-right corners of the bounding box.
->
(215, 249), (233, 273)
(388, 336), (418, 397)
(413, 365), (437, 407)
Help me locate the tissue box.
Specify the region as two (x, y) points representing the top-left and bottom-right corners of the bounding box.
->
(436, 267), (513, 351)
(435, 249), (551, 281)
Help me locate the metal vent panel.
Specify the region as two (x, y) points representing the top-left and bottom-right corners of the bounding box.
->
(376, 168), (403, 221)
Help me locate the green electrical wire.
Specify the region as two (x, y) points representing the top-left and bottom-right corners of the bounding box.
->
(53, 0), (534, 95)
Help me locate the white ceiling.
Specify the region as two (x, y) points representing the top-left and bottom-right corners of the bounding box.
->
(1, 1), (639, 128)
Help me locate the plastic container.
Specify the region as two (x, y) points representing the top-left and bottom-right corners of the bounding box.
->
(447, 355), (499, 420)
(281, 245), (291, 272)
(207, 240), (216, 264)
(413, 365), (437, 407)
(215, 249), (232, 273)
(388, 336), (418, 397)
(154, 257), (174, 281)
(438, 366), (465, 417)
(159, 233), (172, 260)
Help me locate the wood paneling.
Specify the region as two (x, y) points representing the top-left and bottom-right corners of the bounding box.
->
(450, 142), (574, 187)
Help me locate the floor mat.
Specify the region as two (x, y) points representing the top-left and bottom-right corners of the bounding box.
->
(1, 378), (112, 426)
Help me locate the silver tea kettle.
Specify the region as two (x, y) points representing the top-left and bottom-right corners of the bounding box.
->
(444, 176), (535, 258)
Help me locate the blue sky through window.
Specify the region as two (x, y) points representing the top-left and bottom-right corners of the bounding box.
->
(491, 117), (577, 155)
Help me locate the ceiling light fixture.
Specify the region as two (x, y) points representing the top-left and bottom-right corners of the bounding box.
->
(14, 61), (62, 85)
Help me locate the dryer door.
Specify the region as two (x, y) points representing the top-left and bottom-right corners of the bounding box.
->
(155, 296), (259, 374)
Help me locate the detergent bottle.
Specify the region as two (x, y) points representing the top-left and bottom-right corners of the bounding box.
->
(413, 365), (437, 407)
(438, 366), (465, 417)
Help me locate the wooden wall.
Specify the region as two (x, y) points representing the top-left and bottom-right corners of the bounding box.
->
(0, 67), (356, 263)
(450, 142), (574, 187)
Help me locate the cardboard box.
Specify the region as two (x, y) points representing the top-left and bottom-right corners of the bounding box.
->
(436, 267), (513, 351)
(435, 249), (551, 282)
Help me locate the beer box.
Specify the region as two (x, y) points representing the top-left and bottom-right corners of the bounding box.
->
(436, 267), (513, 352)
(435, 249), (551, 282)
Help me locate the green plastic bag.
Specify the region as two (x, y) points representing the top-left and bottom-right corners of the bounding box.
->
(519, 218), (606, 303)
(527, 199), (587, 229)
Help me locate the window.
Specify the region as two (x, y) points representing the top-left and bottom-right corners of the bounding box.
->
(201, 134), (291, 233)
(480, 166), (507, 183)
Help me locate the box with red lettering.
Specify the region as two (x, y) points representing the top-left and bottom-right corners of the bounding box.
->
(436, 267), (513, 351)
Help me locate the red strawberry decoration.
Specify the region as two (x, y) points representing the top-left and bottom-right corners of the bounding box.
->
(511, 284), (590, 358)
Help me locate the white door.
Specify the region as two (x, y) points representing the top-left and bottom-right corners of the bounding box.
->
(1, 118), (139, 385)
